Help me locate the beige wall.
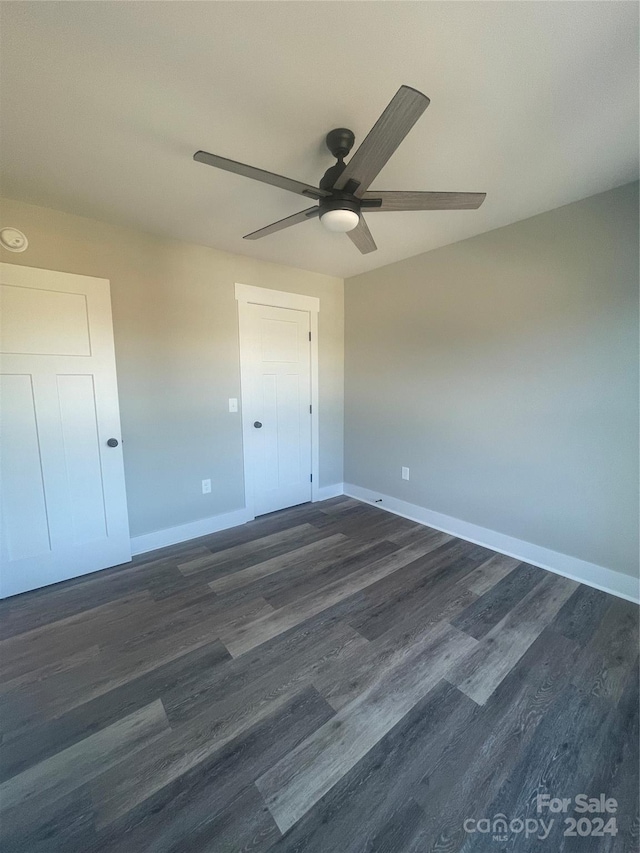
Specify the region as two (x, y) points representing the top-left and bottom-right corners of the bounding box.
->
(4, 184), (637, 576)
(0, 198), (344, 538)
(345, 182), (639, 578)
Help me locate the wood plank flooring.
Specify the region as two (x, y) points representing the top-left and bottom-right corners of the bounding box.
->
(0, 497), (637, 852)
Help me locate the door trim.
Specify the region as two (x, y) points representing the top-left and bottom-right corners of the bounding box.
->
(235, 283), (320, 519)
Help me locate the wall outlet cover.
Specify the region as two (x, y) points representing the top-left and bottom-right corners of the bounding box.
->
(202, 479), (212, 494)
(402, 467), (410, 481)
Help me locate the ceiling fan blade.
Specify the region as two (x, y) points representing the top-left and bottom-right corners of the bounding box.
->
(244, 207), (319, 240)
(347, 216), (377, 254)
(333, 86), (430, 197)
(194, 151), (329, 200)
(362, 191), (486, 211)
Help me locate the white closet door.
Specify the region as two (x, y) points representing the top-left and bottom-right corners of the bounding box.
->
(0, 263), (131, 598)
(243, 303), (312, 516)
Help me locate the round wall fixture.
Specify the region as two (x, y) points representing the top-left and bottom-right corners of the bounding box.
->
(0, 228), (28, 252)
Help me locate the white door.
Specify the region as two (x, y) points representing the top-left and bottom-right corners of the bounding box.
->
(241, 303), (312, 516)
(0, 263), (131, 598)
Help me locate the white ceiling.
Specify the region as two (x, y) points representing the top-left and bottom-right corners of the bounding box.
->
(1, 2), (638, 278)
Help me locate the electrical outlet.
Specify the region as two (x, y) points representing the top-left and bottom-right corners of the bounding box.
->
(402, 467), (410, 481)
(202, 479), (211, 494)
(228, 398), (238, 413)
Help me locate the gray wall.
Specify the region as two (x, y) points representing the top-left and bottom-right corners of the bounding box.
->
(345, 182), (639, 578)
(0, 198), (344, 538)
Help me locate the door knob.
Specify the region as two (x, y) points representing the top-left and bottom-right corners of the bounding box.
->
(107, 438), (119, 447)
(253, 421), (262, 429)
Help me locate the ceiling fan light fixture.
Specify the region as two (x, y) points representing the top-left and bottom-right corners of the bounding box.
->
(319, 208), (360, 233)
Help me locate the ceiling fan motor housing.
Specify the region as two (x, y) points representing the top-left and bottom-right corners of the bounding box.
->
(320, 130), (361, 222)
(319, 157), (361, 226)
(318, 192), (361, 221)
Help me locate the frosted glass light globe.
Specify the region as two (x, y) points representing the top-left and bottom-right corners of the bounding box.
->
(320, 209), (360, 232)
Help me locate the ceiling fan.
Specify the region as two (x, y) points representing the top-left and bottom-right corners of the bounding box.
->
(194, 85), (486, 254)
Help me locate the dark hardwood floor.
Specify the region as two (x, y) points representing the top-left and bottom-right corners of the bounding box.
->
(0, 497), (638, 852)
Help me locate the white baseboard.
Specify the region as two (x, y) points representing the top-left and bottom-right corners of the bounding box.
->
(314, 483), (345, 502)
(130, 507), (253, 556)
(343, 483), (639, 605)
(130, 486), (347, 557)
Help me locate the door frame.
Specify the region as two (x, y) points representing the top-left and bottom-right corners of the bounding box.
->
(235, 283), (320, 519)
